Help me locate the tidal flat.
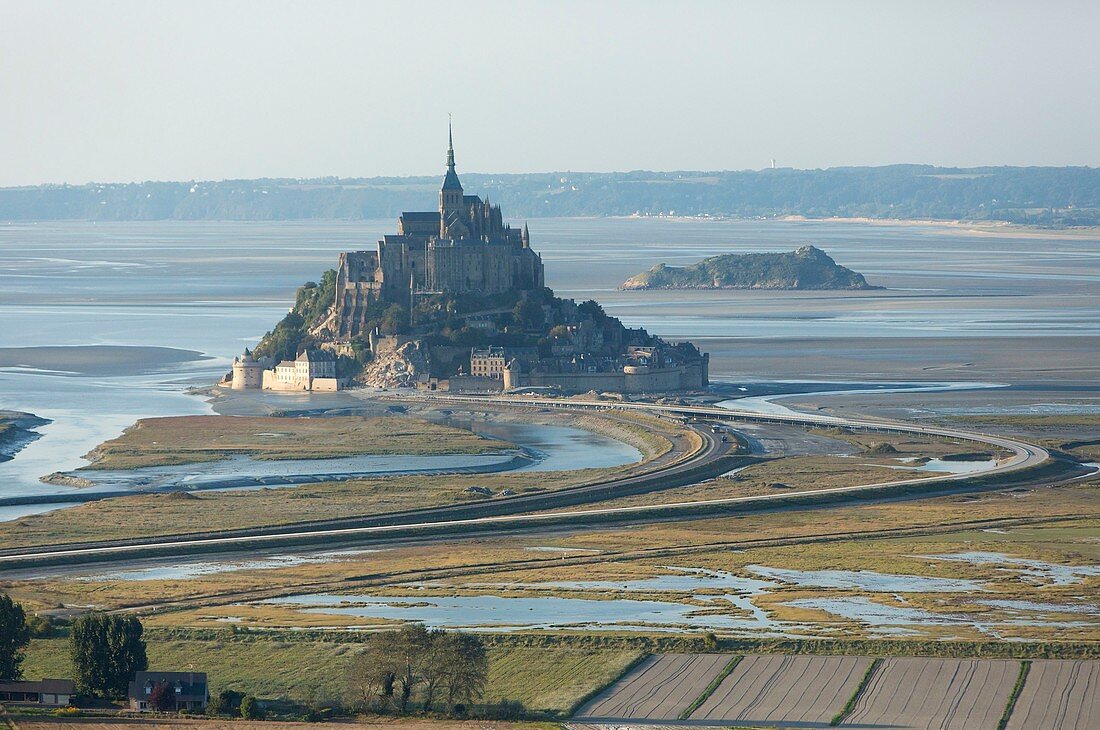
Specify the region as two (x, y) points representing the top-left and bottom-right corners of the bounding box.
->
(17, 481), (1096, 643)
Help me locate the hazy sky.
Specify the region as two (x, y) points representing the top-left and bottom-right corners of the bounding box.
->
(2, 0), (1099, 186)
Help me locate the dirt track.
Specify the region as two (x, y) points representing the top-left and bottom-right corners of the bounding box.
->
(843, 657), (1018, 729)
(692, 654), (870, 724)
(574, 653), (728, 720)
(1005, 659), (1099, 730)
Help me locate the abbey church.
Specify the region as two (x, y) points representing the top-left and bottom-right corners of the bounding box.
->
(335, 126), (544, 338)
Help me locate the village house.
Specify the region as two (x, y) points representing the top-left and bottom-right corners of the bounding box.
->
(128, 671), (209, 712)
(0, 679), (75, 707)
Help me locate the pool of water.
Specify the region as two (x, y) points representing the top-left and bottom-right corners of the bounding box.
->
(892, 457), (999, 474)
(981, 599), (1100, 615)
(79, 548), (381, 581)
(462, 567), (777, 594)
(432, 417), (642, 473)
(785, 596), (1096, 637)
(63, 451), (524, 492)
(916, 552), (1100, 586)
(746, 565), (986, 592)
(260, 591), (804, 634)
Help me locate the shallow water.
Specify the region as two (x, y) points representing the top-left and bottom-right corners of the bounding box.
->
(432, 419), (642, 473)
(2, 219), (1097, 514)
(885, 457), (999, 474)
(785, 596), (1096, 635)
(67, 452), (523, 492)
(262, 591), (796, 634)
(456, 566), (777, 595)
(981, 599), (1100, 615)
(917, 552), (1100, 586)
(80, 548), (380, 581)
(746, 565), (986, 593)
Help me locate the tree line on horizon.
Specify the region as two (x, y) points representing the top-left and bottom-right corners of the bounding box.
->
(2, 165), (1098, 226)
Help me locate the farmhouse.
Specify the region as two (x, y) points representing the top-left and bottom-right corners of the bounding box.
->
(128, 671), (209, 712)
(0, 679), (75, 707)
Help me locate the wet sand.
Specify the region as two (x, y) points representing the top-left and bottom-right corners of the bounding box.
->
(705, 335), (1100, 383)
(0, 345), (209, 376)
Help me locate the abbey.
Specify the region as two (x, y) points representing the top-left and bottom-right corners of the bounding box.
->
(335, 126), (544, 339)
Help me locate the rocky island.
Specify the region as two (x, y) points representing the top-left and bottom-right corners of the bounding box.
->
(225, 130), (709, 394)
(620, 245), (880, 290)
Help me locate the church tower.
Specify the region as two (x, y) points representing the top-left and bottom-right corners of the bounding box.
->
(439, 119), (465, 237)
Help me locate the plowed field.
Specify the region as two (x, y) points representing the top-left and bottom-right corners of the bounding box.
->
(842, 657), (1018, 729)
(574, 653), (729, 720)
(1005, 659), (1099, 730)
(691, 654), (870, 724)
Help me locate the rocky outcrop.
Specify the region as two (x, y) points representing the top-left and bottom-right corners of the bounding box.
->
(621, 246), (880, 290)
(360, 340), (430, 388)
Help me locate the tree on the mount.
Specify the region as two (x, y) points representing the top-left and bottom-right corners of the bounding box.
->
(70, 613), (148, 697)
(0, 594), (30, 681)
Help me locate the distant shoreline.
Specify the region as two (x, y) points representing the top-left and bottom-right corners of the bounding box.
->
(613, 214), (1100, 237)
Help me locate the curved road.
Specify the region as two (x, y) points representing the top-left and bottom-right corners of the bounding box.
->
(0, 394), (1054, 568)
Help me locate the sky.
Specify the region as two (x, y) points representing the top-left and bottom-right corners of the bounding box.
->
(1, 0), (1099, 186)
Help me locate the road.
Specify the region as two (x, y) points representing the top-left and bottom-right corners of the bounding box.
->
(0, 393), (1059, 570)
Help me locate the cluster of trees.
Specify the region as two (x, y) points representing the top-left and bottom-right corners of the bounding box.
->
(4, 166), (1099, 226)
(346, 625), (488, 715)
(0, 594), (30, 681)
(69, 614), (148, 697)
(0, 594), (148, 699)
(253, 269), (339, 363)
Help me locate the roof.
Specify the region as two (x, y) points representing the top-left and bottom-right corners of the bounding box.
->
(442, 167), (463, 191)
(0, 679), (76, 694)
(400, 211), (440, 221)
(297, 349), (335, 362)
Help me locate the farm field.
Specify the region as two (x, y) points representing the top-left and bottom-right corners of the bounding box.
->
(574, 653), (729, 720)
(691, 654), (870, 725)
(1004, 659), (1099, 730)
(21, 638), (639, 715)
(6, 719), (557, 730)
(842, 657), (1018, 729)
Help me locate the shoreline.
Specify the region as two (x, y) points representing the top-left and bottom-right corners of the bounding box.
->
(613, 214), (1100, 237)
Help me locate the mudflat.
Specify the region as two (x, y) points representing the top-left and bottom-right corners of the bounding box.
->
(0, 345), (209, 375)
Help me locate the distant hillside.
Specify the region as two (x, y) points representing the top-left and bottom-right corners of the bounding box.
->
(620, 246), (880, 291)
(2, 165), (1099, 226)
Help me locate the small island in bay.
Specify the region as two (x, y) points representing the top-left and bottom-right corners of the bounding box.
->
(620, 245), (881, 291)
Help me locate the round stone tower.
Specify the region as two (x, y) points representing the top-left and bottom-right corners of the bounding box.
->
(232, 348), (264, 389)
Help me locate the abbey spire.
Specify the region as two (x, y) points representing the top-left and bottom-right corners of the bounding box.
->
(439, 118), (465, 234)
